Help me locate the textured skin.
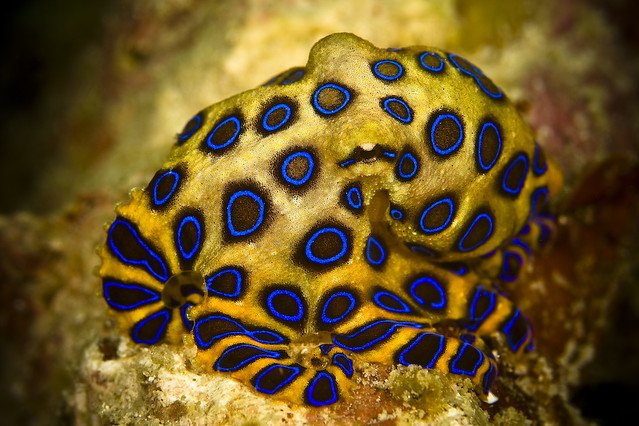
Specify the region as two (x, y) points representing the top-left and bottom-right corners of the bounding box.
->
(98, 33), (562, 407)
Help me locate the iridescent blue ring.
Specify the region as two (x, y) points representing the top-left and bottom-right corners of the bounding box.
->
(206, 115), (241, 150)
(430, 113), (463, 155)
(372, 60), (404, 81)
(305, 227), (348, 264)
(226, 190), (265, 237)
(312, 83), (351, 115)
(281, 151), (314, 186)
(382, 97), (413, 123)
(418, 51), (445, 72)
(153, 170), (180, 206)
(266, 289), (304, 322)
(262, 103), (292, 132)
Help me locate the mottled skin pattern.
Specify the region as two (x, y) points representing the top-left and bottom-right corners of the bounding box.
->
(98, 33), (562, 407)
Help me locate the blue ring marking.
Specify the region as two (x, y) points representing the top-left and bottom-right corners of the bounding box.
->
(383, 151), (396, 158)
(409, 276), (446, 309)
(537, 219), (553, 247)
(266, 289), (304, 322)
(103, 281), (161, 311)
(226, 190), (265, 237)
(312, 83), (351, 115)
(527, 340), (535, 352)
(502, 153), (529, 195)
(282, 69), (304, 85)
(180, 302), (194, 331)
(467, 287), (496, 331)
(372, 59), (404, 81)
(461, 333), (476, 345)
(418, 51), (445, 72)
(390, 208), (404, 220)
(533, 143), (548, 175)
(306, 371), (338, 407)
(373, 291), (411, 313)
(476, 121), (502, 171)
(321, 291), (357, 324)
(262, 103), (292, 132)
(346, 186), (363, 209)
(518, 223), (531, 235)
(178, 113), (201, 141)
(305, 227), (348, 265)
(530, 186), (550, 219)
(214, 344), (284, 372)
(457, 212), (494, 252)
(206, 268), (243, 298)
(176, 215), (201, 260)
(430, 113), (464, 155)
(397, 332), (445, 369)
(382, 97), (413, 123)
(443, 262), (469, 276)
(152, 170), (180, 206)
(483, 363), (496, 394)
(193, 314), (286, 348)
(448, 53), (503, 99)
(365, 235), (386, 266)
(332, 353), (354, 378)
(332, 320), (423, 352)
(339, 159), (355, 167)
(397, 152), (419, 179)
(206, 115), (241, 150)
(502, 309), (527, 351)
(419, 197), (454, 234)
(500, 251), (523, 282)
(481, 249), (497, 259)
(408, 244), (437, 257)
(281, 151), (314, 186)
(319, 344), (334, 355)
(132, 309), (170, 345)
(450, 343), (484, 376)
(253, 364), (303, 394)
(107, 219), (169, 282)
(511, 237), (532, 255)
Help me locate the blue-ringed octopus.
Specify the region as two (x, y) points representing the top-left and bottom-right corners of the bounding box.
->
(98, 33), (562, 407)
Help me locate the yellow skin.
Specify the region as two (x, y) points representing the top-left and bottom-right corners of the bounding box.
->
(99, 33), (562, 407)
